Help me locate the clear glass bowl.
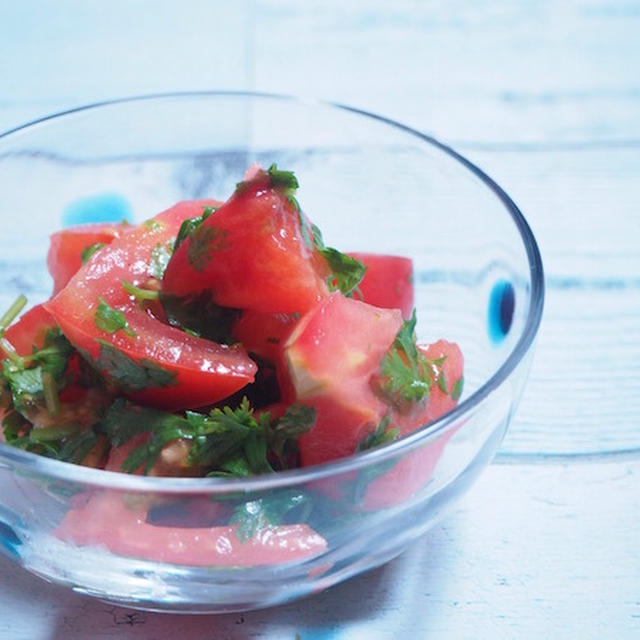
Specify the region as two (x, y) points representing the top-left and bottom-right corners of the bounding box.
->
(0, 92), (544, 613)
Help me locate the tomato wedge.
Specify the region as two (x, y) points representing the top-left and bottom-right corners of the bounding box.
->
(56, 491), (327, 567)
(362, 340), (464, 509)
(284, 293), (403, 466)
(47, 222), (130, 295)
(162, 169), (331, 314)
(45, 201), (256, 410)
(348, 252), (414, 319)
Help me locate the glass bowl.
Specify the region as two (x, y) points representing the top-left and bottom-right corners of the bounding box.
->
(0, 92), (543, 613)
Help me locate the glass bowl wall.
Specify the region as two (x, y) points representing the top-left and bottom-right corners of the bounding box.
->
(0, 93), (543, 613)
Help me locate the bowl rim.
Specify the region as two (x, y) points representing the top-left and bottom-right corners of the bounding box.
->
(0, 90), (544, 493)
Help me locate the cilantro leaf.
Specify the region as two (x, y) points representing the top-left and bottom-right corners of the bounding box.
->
(94, 298), (136, 338)
(100, 398), (193, 473)
(186, 224), (229, 272)
(92, 340), (176, 391)
(160, 290), (241, 344)
(173, 205), (217, 252)
(321, 247), (367, 297)
(2, 328), (73, 411)
(451, 375), (464, 402)
(268, 403), (316, 468)
(356, 413), (400, 452)
(376, 310), (449, 411)
(307, 216), (366, 297)
(100, 397), (315, 476)
(81, 242), (107, 264)
(267, 163), (299, 194)
(229, 490), (312, 543)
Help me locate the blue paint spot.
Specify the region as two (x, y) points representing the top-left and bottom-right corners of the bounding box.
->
(62, 192), (132, 227)
(0, 519), (21, 560)
(488, 279), (515, 344)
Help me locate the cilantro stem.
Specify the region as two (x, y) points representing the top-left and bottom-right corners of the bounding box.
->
(0, 337), (25, 366)
(41, 370), (61, 417)
(0, 294), (27, 334)
(122, 280), (160, 301)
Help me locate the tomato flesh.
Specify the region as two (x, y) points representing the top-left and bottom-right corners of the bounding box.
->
(162, 174), (331, 314)
(284, 293), (403, 466)
(2, 304), (56, 356)
(47, 222), (129, 295)
(56, 491), (327, 567)
(348, 252), (414, 319)
(44, 200), (256, 410)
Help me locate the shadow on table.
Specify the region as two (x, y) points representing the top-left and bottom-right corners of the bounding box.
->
(19, 517), (462, 640)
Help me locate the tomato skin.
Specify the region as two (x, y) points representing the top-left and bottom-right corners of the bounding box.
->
(56, 491), (327, 567)
(284, 293), (403, 466)
(47, 222), (129, 295)
(45, 200), (257, 411)
(162, 174), (331, 314)
(348, 252), (414, 319)
(3, 304), (56, 356)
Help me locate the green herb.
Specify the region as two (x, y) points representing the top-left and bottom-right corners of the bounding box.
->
(356, 414), (400, 452)
(451, 375), (464, 401)
(322, 247), (367, 297)
(41, 370), (60, 416)
(92, 339), (176, 391)
(268, 403), (316, 468)
(303, 210), (366, 297)
(122, 280), (160, 302)
(377, 310), (448, 411)
(81, 242), (107, 264)
(54, 427), (99, 464)
(144, 219), (165, 232)
(229, 490), (312, 543)
(267, 163), (299, 193)
(94, 297), (136, 338)
(173, 205), (217, 252)
(0, 295), (27, 335)
(148, 241), (174, 279)
(100, 396), (315, 476)
(187, 224), (228, 272)
(1, 328), (73, 411)
(160, 290), (241, 344)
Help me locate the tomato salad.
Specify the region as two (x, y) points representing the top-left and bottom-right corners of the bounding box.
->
(0, 164), (463, 565)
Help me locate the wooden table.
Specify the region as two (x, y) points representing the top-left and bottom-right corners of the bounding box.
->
(1, 1), (638, 637)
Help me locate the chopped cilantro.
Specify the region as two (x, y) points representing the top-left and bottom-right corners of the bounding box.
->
(94, 297), (136, 338)
(0, 295), (27, 335)
(377, 310), (451, 411)
(99, 396), (315, 476)
(144, 219), (165, 232)
(121, 280), (160, 302)
(173, 205), (217, 252)
(451, 375), (464, 401)
(81, 242), (107, 264)
(356, 414), (400, 452)
(1, 328), (73, 411)
(92, 339), (176, 391)
(229, 490), (311, 543)
(186, 224), (228, 272)
(160, 290), (241, 344)
(267, 163), (299, 194)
